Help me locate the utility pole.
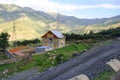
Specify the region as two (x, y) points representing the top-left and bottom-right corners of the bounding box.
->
(12, 21), (17, 46)
(57, 11), (60, 31)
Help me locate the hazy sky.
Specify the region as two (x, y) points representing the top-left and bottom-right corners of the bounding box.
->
(0, 0), (120, 19)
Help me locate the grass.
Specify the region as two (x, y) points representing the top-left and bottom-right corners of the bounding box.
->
(0, 63), (15, 72)
(94, 70), (115, 80)
(0, 43), (89, 77)
(32, 43), (89, 71)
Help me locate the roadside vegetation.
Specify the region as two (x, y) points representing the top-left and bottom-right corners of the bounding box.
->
(0, 32), (10, 51)
(32, 43), (89, 71)
(0, 51), (8, 60)
(94, 70), (115, 80)
(64, 27), (120, 41)
(0, 43), (89, 77)
(0, 32), (10, 60)
(15, 39), (41, 46)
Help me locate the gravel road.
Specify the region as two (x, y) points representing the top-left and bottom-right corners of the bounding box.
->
(1, 68), (39, 80)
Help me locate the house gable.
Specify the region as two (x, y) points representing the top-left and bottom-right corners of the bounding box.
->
(42, 31), (58, 38)
(42, 30), (64, 39)
(51, 30), (64, 38)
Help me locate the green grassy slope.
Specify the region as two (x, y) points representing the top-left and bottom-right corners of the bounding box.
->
(0, 43), (89, 77)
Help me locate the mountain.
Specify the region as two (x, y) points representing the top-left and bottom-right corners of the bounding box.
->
(48, 12), (120, 26)
(0, 4), (54, 23)
(0, 4), (120, 40)
(0, 4), (70, 40)
(48, 11), (120, 33)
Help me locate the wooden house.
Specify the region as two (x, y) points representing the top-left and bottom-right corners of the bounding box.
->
(41, 30), (65, 49)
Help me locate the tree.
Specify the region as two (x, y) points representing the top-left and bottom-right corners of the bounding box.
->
(0, 32), (10, 51)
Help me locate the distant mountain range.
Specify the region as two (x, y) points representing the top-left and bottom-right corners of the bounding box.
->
(0, 4), (120, 40)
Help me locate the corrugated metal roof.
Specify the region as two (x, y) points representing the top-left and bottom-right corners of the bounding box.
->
(51, 30), (64, 38)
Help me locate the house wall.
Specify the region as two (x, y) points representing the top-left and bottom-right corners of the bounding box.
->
(42, 38), (65, 49)
(57, 39), (65, 48)
(42, 31), (65, 49)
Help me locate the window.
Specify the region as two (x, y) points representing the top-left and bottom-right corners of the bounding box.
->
(49, 38), (53, 43)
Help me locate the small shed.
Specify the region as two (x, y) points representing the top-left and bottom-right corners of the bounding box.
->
(41, 30), (65, 49)
(35, 46), (53, 53)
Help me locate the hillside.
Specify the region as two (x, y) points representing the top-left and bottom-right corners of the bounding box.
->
(0, 4), (120, 40)
(0, 4), (70, 40)
(57, 15), (120, 27)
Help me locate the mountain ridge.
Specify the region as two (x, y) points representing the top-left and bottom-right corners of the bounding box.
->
(0, 4), (120, 40)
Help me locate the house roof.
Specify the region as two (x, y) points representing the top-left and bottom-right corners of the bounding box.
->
(42, 30), (64, 38)
(50, 30), (64, 38)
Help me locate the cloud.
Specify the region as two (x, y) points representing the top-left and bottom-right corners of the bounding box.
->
(0, 0), (120, 12)
(95, 0), (120, 5)
(97, 4), (120, 9)
(77, 4), (120, 9)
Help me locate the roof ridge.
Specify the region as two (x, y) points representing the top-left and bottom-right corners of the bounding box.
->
(50, 30), (64, 38)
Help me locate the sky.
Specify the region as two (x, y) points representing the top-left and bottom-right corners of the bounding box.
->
(0, 0), (120, 19)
